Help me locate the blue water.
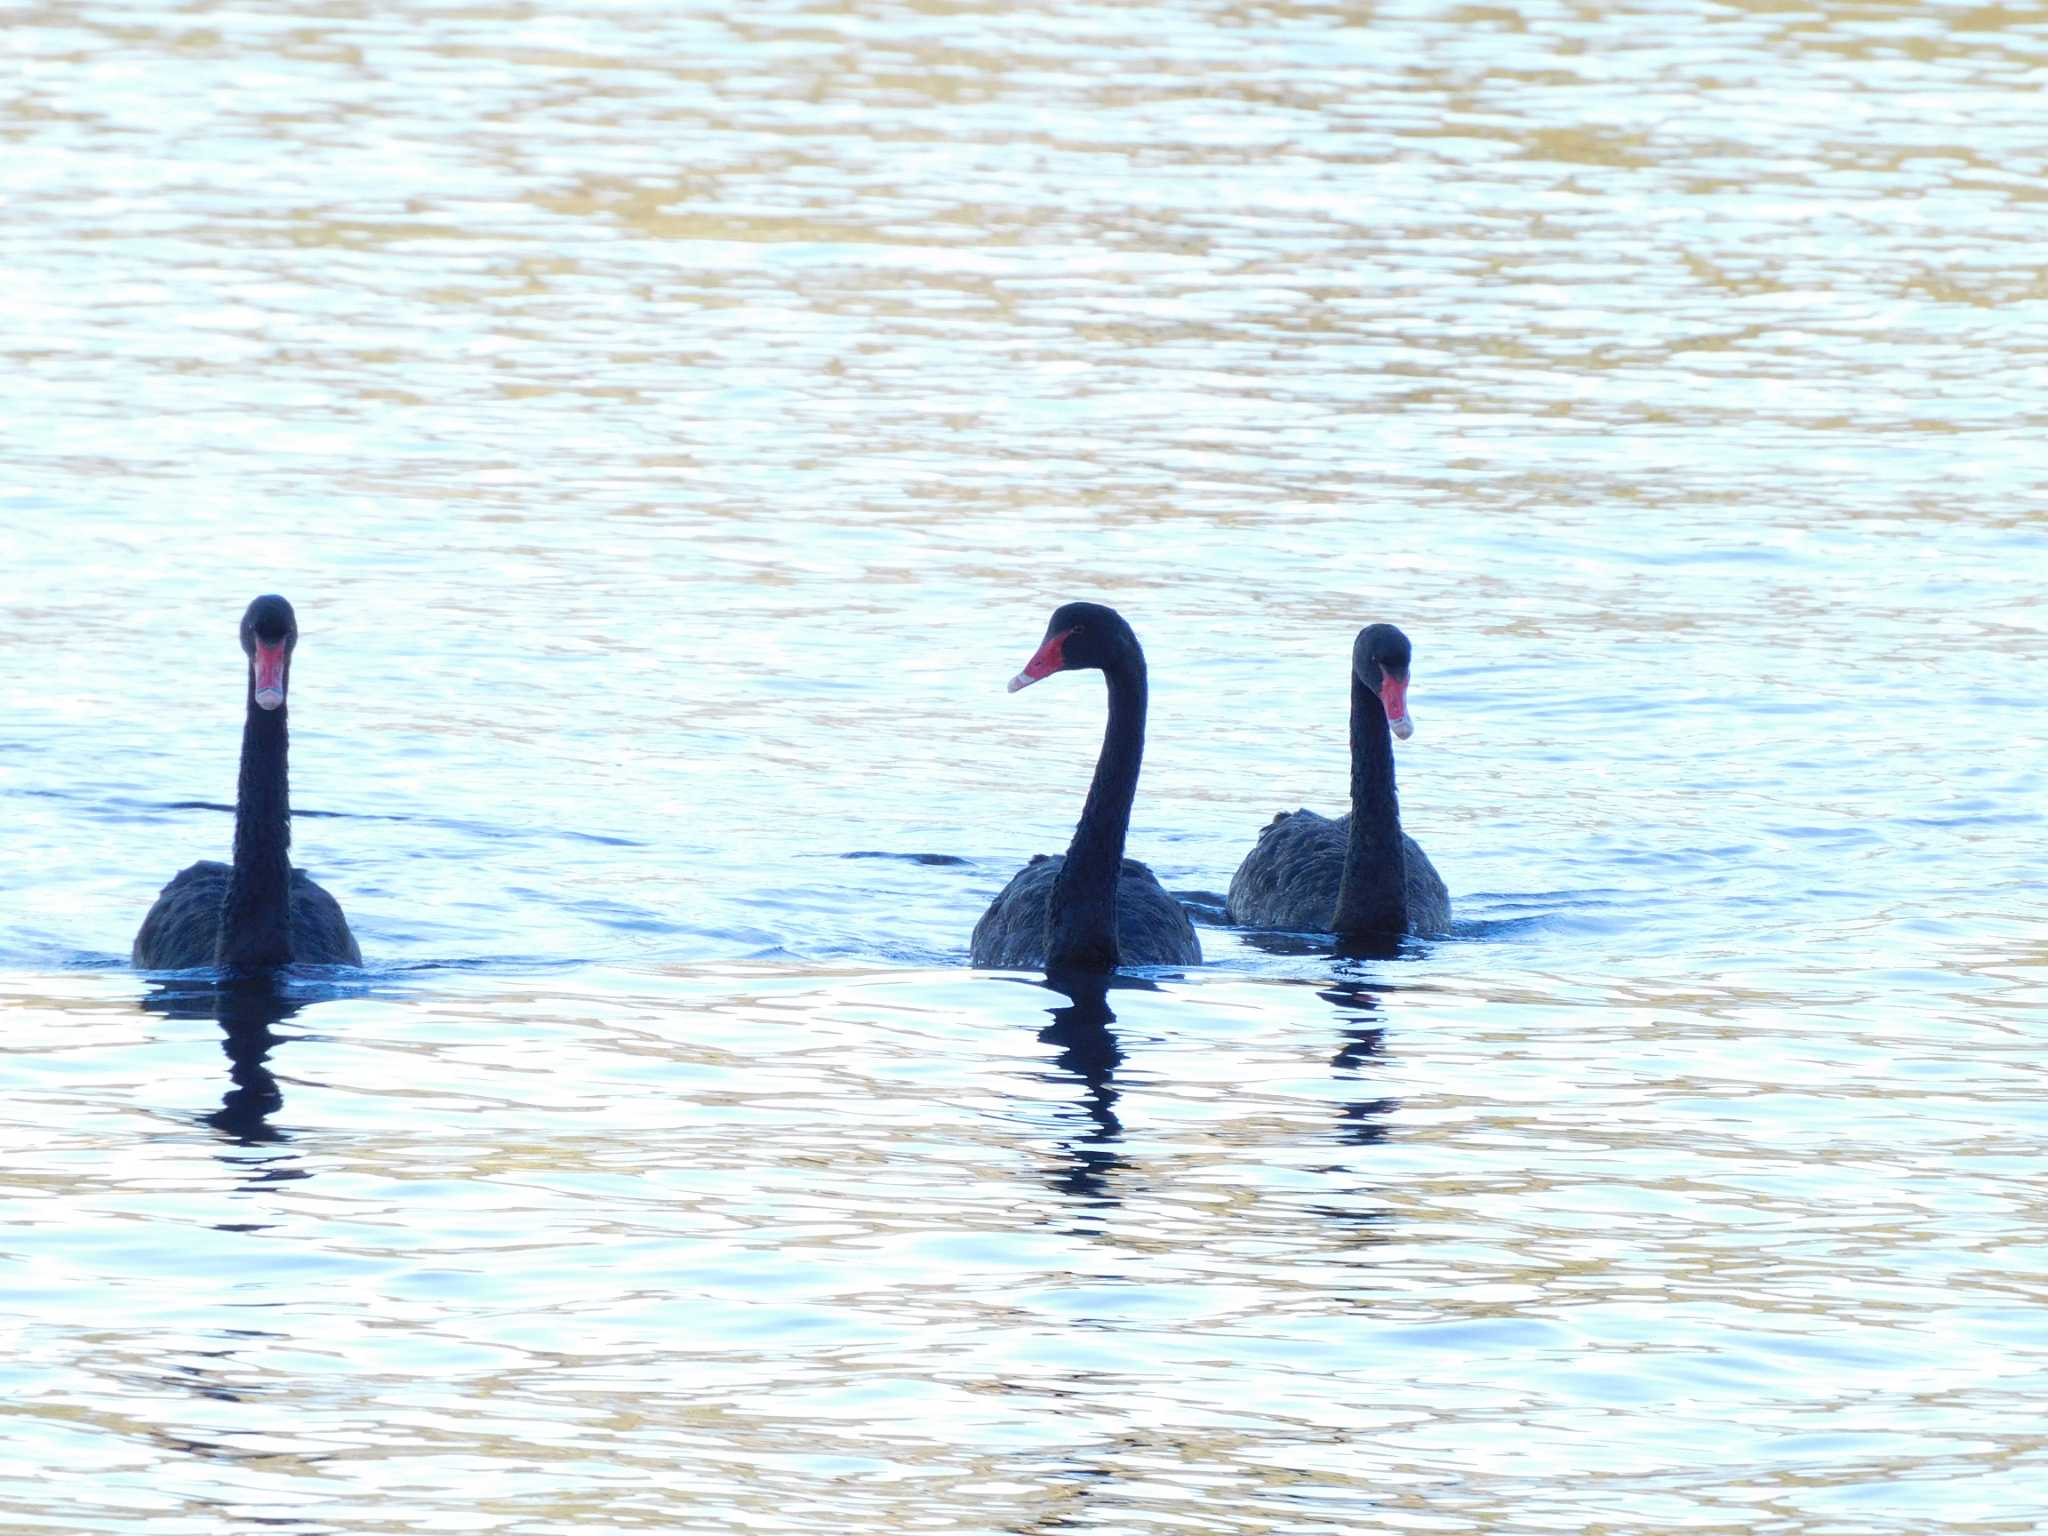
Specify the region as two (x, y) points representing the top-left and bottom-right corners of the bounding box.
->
(4, 2), (2048, 1531)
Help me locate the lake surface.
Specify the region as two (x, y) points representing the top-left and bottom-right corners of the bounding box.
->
(4, 1), (2047, 1530)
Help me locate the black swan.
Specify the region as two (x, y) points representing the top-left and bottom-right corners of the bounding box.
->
(1226, 622), (1450, 939)
(970, 603), (1201, 972)
(132, 595), (362, 971)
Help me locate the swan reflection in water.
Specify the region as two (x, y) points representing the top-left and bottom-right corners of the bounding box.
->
(1229, 929), (1405, 1185)
(1319, 978), (1400, 1148)
(140, 973), (332, 1156)
(1031, 969), (1153, 1209)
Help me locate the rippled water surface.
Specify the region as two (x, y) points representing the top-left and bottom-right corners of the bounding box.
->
(5, 1), (2047, 1530)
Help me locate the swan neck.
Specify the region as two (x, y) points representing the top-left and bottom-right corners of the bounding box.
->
(219, 692), (294, 969)
(1047, 654), (1146, 971)
(1333, 670), (1407, 937)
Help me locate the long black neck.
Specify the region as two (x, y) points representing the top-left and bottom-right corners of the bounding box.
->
(1046, 652), (1146, 972)
(1332, 670), (1407, 938)
(217, 686), (294, 970)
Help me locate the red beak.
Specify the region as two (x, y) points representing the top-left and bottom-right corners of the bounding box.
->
(1378, 673), (1413, 739)
(1008, 628), (1073, 693)
(252, 639), (288, 711)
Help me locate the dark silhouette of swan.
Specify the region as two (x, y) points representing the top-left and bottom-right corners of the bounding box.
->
(133, 595), (361, 971)
(1227, 622), (1450, 940)
(970, 603), (1201, 971)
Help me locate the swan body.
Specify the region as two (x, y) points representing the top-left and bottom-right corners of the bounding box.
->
(972, 853), (1200, 970)
(971, 603), (1201, 972)
(1228, 811), (1449, 936)
(135, 861), (361, 970)
(133, 595), (361, 971)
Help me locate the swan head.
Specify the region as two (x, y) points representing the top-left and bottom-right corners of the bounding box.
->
(1007, 602), (1138, 693)
(1353, 623), (1416, 740)
(240, 594), (298, 712)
